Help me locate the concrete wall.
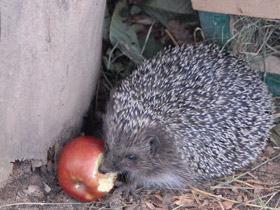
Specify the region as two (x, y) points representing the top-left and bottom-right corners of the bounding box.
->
(0, 0), (105, 183)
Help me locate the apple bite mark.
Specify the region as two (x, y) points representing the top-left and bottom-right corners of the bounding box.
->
(98, 172), (117, 193)
(93, 152), (104, 180)
(94, 152), (117, 193)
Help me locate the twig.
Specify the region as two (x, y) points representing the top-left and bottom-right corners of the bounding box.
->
(141, 22), (155, 55)
(165, 29), (179, 46)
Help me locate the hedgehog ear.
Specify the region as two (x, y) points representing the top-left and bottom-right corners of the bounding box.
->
(147, 136), (160, 156)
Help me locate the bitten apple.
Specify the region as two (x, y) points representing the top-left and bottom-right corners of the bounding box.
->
(57, 136), (116, 202)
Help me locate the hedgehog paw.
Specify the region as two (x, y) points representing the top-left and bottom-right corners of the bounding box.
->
(114, 183), (141, 202)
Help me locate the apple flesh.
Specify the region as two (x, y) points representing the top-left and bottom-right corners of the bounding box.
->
(57, 136), (116, 202)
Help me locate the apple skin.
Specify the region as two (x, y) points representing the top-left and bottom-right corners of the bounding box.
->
(57, 136), (110, 202)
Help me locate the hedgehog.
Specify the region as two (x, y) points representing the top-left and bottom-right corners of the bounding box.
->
(99, 44), (274, 194)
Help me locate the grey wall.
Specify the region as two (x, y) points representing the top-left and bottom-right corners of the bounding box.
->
(0, 0), (105, 184)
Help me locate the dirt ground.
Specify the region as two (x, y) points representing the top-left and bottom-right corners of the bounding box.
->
(0, 140), (279, 210)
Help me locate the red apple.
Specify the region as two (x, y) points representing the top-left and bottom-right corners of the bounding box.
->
(57, 136), (116, 202)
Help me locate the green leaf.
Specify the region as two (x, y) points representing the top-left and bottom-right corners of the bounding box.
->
(109, 2), (144, 64)
(138, 34), (164, 59)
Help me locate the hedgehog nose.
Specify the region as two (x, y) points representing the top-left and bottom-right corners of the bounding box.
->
(98, 164), (108, 174)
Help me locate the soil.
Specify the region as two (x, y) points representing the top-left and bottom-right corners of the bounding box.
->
(0, 141), (279, 210)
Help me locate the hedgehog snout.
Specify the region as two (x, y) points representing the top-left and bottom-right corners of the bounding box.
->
(98, 164), (108, 174)
(99, 152), (119, 174)
(99, 160), (115, 174)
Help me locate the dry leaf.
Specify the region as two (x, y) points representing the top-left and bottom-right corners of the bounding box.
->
(23, 185), (44, 198)
(200, 199), (209, 207)
(145, 202), (156, 210)
(237, 194), (243, 202)
(221, 201), (234, 210)
(173, 193), (195, 207)
(253, 184), (263, 194)
(43, 182), (51, 193)
(150, 194), (163, 206)
(243, 193), (249, 202)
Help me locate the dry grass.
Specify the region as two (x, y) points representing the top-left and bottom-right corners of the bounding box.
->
(223, 16), (280, 62)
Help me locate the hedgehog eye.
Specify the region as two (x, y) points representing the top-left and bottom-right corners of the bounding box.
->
(127, 154), (136, 160)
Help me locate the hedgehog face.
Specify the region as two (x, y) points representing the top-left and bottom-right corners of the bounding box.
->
(99, 134), (161, 177)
